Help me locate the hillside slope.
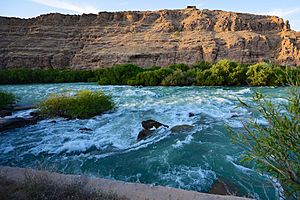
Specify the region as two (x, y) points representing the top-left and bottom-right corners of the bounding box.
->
(0, 7), (299, 69)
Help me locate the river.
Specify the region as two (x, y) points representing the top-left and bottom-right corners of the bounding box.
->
(0, 83), (288, 199)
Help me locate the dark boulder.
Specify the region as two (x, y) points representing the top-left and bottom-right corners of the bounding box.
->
(137, 120), (169, 141)
(137, 129), (154, 141)
(142, 119), (169, 130)
(0, 110), (12, 118)
(170, 125), (194, 133)
(188, 112), (195, 117)
(0, 117), (39, 132)
(79, 127), (93, 132)
(30, 111), (39, 117)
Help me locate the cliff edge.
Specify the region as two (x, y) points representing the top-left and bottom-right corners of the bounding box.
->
(0, 8), (299, 69)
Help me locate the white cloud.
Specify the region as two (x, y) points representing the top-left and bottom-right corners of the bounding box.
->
(263, 8), (300, 17)
(30, 0), (98, 14)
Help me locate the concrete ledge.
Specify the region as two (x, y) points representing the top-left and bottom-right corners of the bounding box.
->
(0, 166), (251, 200)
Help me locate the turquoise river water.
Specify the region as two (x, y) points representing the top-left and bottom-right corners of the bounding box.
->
(0, 83), (289, 199)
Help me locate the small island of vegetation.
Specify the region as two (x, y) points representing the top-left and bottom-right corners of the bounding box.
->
(39, 90), (115, 119)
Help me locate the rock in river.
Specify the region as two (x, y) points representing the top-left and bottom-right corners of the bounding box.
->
(79, 127), (93, 132)
(138, 119), (169, 141)
(170, 125), (194, 133)
(0, 110), (12, 118)
(137, 129), (155, 141)
(188, 112), (195, 117)
(0, 117), (39, 132)
(142, 119), (169, 130)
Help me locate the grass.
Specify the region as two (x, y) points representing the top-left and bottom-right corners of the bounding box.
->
(0, 174), (128, 200)
(38, 90), (115, 119)
(0, 91), (16, 110)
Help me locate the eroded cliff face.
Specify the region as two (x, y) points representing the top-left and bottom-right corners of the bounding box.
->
(0, 8), (299, 69)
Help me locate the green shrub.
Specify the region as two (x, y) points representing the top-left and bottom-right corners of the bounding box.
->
(193, 61), (212, 71)
(132, 68), (173, 86)
(39, 90), (115, 119)
(97, 64), (144, 85)
(0, 68), (96, 84)
(0, 91), (16, 110)
(230, 85), (300, 199)
(161, 69), (197, 86)
(168, 63), (189, 71)
(195, 60), (246, 86)
(246, 63), (277, 86)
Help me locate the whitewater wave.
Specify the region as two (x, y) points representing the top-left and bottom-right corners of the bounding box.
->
(172, 135), (194, 148)
(159, 166), (216, 191)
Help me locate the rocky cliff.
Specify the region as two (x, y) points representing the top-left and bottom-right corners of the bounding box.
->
(0, 8), (300, 69)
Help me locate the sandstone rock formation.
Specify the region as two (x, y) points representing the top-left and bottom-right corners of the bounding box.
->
(0, 8), (299, 69)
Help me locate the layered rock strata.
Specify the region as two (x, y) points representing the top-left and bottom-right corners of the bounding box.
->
(0, 8), (299, 69)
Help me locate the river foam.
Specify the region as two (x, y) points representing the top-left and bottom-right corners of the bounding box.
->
(0, 83), (287, 199)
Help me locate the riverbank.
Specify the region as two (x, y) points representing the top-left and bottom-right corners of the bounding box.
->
(0, 166), (251, 200)
(1, 61), (299, 86)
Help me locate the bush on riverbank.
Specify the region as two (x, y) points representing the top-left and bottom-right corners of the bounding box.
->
(95, 64), (144, 85)
(39, 90), (115, 119)
(0, 60), (299, 86)
(0, 91), (16, 110)
(0, 68), (95, 84)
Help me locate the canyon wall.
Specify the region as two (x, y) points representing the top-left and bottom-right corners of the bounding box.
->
(0, 8), (299, 69)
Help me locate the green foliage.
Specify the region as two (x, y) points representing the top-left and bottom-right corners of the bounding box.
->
(96, 64), (144, 85)
(161, 69), (197, 86)
(168, 63), (189, 72)
(39, 90), (115, 119)
(246, 63), (288, 86)
(0, 91), (17, 110)
(0, 61), (299, 86)
(0, 68), (95, 84)
(231, 86), (300, 199)
(162, 69), (186, 86)
(131, 68), (173, 86)
(196, 60), (246, 86)
(193, 61), (212, 71)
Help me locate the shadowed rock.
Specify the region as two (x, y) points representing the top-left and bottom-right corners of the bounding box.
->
(188, 112), (195, 117)
(79, 127), (93, 132)
(137, 129), (155, 141)
(137, 119), (169, 141)
(142, 120), (169, 130)
(0, 117), (39, 132)
(0, 110), (12, 118)
(170, 125), (194, 133)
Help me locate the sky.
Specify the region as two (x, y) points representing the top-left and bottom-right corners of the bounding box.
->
(0, 0), (300, 30)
